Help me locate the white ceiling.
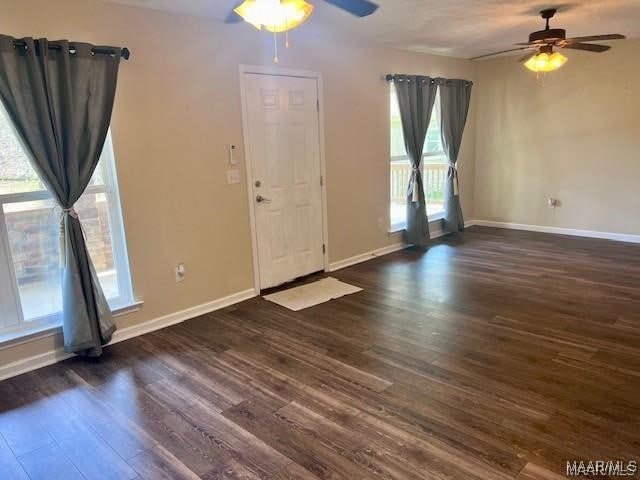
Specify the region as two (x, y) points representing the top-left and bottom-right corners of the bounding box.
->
(104, 0), (640, 59)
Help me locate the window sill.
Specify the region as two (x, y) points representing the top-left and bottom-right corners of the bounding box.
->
(389, 223), (406, 235)
(0, 300), (144, 351)
(388, 212), (445, 235)
(430, 211), (445, 222)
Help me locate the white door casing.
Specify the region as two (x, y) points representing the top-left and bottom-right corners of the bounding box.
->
(241, 70), (326, 290)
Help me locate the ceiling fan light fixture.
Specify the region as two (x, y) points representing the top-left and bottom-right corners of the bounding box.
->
(234, 0), (314, 33)
(524, 51), (568, 73)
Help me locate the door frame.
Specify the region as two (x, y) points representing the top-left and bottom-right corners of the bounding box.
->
(239, 64), (330, 294)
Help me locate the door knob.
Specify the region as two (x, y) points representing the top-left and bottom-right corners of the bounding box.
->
(256, 195), (271, 203)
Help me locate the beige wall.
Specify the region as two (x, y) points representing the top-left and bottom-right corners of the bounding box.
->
(0, 0), (477, 366)
(474, 39), (640, 234)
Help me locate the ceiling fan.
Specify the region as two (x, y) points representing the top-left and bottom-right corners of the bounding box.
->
(471, 8), (626, 73)
(225, 0), (379, 63)
(225, 0), (379, 25)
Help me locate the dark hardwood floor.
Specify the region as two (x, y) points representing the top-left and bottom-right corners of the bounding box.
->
(1, 226), (640, 479)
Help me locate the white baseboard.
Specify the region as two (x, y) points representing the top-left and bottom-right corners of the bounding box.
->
(0, 348), (75, 383)
(328, 219), (471, 273)
(110, 289), (255, 344)
(464, 219), (477, 228)
(329, 242), (408, 272)
(470, 220), (640, 244)
(0, 289), (256, 381)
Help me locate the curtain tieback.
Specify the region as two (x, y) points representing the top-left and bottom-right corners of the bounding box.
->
(61, 207), (79, 219)
(449, 163), (459, 197)
(58, 207), (79, 267)
(410, 165), (420, 203)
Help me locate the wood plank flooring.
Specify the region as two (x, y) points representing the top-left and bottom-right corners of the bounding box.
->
(1, 226), (640, 479)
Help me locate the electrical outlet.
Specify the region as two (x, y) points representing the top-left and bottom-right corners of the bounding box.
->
(377, 217), (384, 229)
(227, 169), (240, 185)
(175, 263), (186, 283)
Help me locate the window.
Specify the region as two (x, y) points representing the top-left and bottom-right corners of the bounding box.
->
(389, 83), (448, 231)
(0, 102), (133, 338)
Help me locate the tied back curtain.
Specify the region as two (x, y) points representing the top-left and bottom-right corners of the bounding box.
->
(440, 79), (472, 232)
(393, 75), (438, 247)
(0, 35), (121, 356)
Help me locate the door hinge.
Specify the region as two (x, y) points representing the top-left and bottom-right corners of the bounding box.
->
(320, 176), (323, 186)
(322, 244), (326, 254)
(316, 99), (320, 112)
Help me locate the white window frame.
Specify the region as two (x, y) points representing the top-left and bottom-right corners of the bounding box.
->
(389, 86), (447, 233)
(0, 132), (134, 339)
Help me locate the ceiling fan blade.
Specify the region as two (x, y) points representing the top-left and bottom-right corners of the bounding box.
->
(470, 47), (535, 61)
(224, 1), (243, 23)
(518, 51), (538, 63)
(562, 43), (611, 53)
(322, 0), (379, 17)
(565, 34), (625, 43)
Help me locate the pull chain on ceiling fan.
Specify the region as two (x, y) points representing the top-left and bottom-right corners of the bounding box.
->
(226, 0), (379, 63)
(471, 8), (626, 74)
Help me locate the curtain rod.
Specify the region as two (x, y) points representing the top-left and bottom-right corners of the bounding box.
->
(12, 40), (130, 60)
(385, 74), (472, 86)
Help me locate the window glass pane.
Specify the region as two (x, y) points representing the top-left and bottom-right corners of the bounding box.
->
(0, 105), (46, 195)
(88, 161), (106, 187)
(3, 192), (121, 322)
(78, 192), (119, 300)
(424, 95), (444, 154)
(390, 158), (410, 227)
(3, 199), (60, 320)
(390, 157), (447, 225)
(424, 156), (448, 216)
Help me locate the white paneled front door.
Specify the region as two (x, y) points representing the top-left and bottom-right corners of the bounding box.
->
(243, 73), (325, 290)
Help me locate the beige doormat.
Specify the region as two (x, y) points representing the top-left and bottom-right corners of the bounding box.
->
(263, 277), (363, 311)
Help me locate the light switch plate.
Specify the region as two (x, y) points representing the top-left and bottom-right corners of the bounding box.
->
(227, 169), (240, 185)
(228, 144), (237, 165)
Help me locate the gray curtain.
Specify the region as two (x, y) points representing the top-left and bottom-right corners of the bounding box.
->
(393, 75), (438, 247)
(440, 79), (472, 232)
(0, 36), (121, 356)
